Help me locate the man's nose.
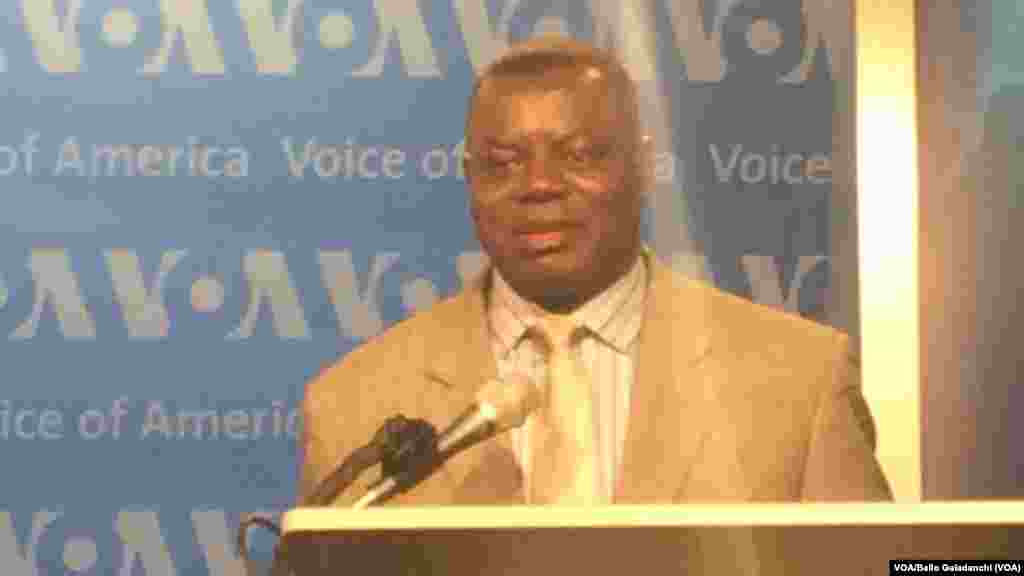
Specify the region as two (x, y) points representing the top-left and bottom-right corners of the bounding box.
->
(521, 152), (565, 200)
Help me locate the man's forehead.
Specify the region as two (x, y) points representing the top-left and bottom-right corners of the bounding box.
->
(465, 44), (638, 144)
(475, 66), (616, 112)
(484, 59), (611, 86)
(472, 85), (619, 142)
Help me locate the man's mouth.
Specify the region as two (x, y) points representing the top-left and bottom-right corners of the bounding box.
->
(522, 230), (565, 250)
(517, 223), (579, 253)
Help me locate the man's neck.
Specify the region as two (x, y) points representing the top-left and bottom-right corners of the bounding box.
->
(535, 292), (587, 315)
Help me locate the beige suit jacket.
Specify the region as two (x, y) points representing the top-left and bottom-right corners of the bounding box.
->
(298, 253), (892, 506)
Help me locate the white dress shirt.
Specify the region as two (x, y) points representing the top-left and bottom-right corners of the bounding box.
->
(487, 256), (648, 502)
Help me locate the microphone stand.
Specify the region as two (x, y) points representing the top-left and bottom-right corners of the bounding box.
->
(240, 415), (438, 576)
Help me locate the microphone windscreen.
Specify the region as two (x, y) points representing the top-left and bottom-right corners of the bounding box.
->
(476, 373), (540, 431)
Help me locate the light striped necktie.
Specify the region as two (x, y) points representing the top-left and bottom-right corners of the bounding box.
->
(528, 314), (601, 505)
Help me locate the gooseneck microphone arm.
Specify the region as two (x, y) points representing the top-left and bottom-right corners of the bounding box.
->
(252, 374), (539, 575)
(303, 441), (385, 506)
(352, 406), (484, 509)
(243, 414), (439, 576)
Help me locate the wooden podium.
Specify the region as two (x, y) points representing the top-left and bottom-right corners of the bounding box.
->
(278, 503), (1024, 575)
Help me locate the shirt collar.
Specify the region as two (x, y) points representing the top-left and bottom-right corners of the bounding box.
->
(488, 254), (648, 356)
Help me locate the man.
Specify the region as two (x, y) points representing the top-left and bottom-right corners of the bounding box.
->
(297, 37), (892, 507)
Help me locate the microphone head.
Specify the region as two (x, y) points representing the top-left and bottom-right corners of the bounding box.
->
(476, 373), (540, 431)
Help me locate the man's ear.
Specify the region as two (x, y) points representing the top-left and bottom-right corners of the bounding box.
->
(462, 152), (473, 186)
(635, 134), (655, 195)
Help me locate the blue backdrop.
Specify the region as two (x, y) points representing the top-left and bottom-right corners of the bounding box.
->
(0, 1), (841, 574)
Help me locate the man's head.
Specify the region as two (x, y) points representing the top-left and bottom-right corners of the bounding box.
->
(464, 37), (651, 313)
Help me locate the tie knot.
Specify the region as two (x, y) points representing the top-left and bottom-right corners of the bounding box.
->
(533, 314), (579, 351)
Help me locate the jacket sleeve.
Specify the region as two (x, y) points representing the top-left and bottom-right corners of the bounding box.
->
(295, 360), (370, 507)
(800, 334), (893, 501)
(296, 370), (334, 506)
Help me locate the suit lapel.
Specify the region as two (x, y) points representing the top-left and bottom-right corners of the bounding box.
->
(420, 269), (525, 504)
(616, 255), (713, 503)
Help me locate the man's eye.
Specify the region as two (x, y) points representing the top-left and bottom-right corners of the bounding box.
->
(488, 150), (522, 168)
(568, 144), (610, 164)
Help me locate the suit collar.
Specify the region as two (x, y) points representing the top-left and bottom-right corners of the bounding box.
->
(422, 266), (496, 392)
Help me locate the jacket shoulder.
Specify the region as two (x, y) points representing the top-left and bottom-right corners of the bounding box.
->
(304, 290), (475, 402)
(653, 261), (853, 391)
(702, 279), (849, 352)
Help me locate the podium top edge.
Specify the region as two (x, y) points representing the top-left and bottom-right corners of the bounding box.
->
(280, 502), (1024, 533)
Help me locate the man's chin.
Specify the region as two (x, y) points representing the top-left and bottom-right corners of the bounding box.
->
(520, 248), (581, 277)
(511, 259), (587, 298)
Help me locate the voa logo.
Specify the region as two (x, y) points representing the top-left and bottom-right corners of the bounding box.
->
(0, 248), (829, 341)
(0, 248), (490, 341)
(0, 509), (268, 576)
(0, 0), (843, 82)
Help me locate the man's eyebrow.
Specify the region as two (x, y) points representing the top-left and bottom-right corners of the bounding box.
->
(481, 137), (521, 148)
(482, 129), (595, 146)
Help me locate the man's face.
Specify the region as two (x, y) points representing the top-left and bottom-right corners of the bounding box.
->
(466, 65), (645, 309)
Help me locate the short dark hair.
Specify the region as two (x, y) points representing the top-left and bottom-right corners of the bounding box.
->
(464, 37), (642, 148)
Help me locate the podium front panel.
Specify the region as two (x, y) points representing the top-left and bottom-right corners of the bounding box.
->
(279, 504), (1024, 576)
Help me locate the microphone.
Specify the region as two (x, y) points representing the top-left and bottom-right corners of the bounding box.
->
(353, 373), (539, 509)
